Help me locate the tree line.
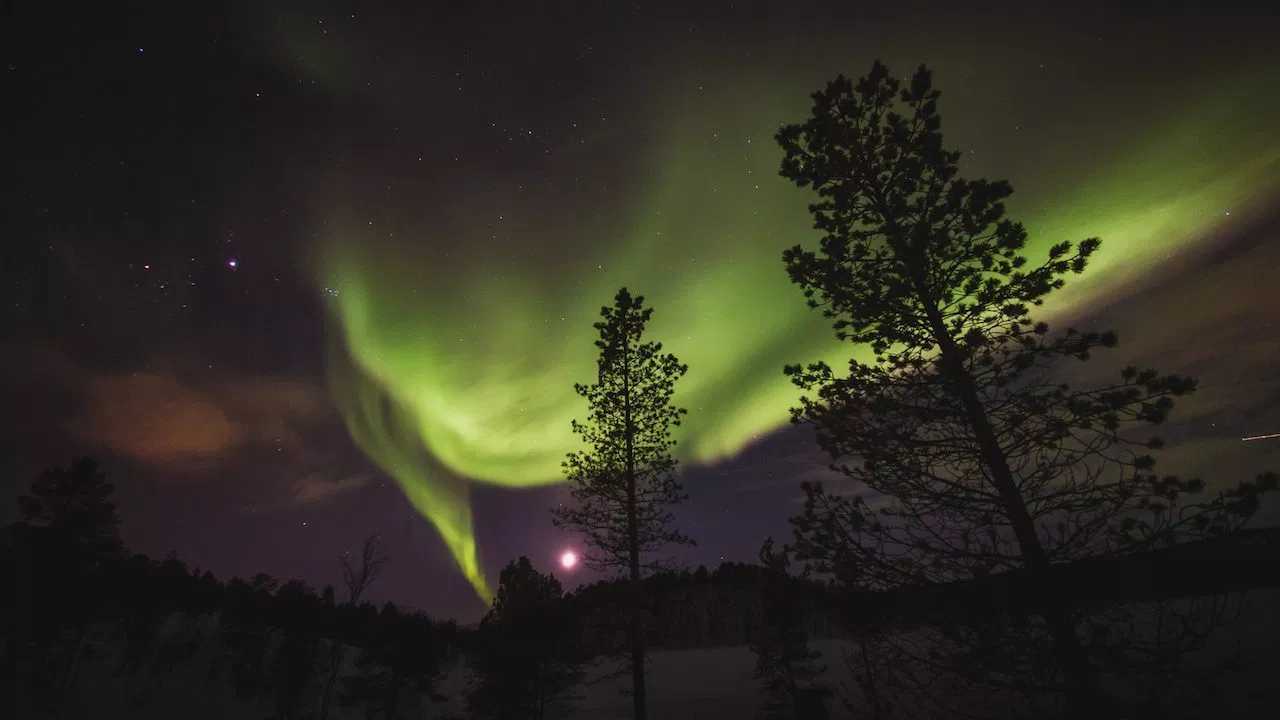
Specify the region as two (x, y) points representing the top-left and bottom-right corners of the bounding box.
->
(6, 60), (1278, 719)
(0, 456), (837, 719)
(2, 464), (451, 719)
(4, 457), (1276, 718)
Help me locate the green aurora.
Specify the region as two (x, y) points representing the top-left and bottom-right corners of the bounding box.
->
(311, 68), (1278, 602)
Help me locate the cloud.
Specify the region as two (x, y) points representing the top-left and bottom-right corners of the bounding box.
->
(2, 344), (334, 468)
(234, 471), (377, 515)
(291, 472), (375, 504)
(222, 375), (330, 446)
(0, 345), (385, 508)
(73, 371), (246, 462)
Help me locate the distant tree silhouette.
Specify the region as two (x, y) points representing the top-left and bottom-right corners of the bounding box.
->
(752, 539), (830, 720)
(320, 533), (389, 720)
(11, 457), (125, 714)
(117, 552), (210, 707)
(552, 287), (693, 720)
(221, 574), (277, 700)
(2, 463), (469, 719)
(566, 560), (832, 654)
(17, 457), (122, 563)
(775, 60), (1278, 717)
(467, 557), (586, 719)
(0, 522), (19, 703)
(271, 579), (325, 719)
(341, 602), (449, 720)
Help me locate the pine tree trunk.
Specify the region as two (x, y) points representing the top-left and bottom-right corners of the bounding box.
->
(52, 623), (88, 710)
(628, 534), (645, 720)
(623, 345), (647, 720)
(922, 299), (1098, 714)
(858, 637), (883, 720)
(785, 656), (801, 719)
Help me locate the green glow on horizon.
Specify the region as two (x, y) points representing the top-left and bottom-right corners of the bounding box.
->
(315, 72), (1278, 602)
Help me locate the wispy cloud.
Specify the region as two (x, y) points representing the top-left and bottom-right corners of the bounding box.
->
(1, 344), (334, 467)
(291, 472), (376, 504)
(73, 370), (247, 462)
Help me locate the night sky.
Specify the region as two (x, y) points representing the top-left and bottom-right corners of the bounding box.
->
(4, 0), (1278, 621)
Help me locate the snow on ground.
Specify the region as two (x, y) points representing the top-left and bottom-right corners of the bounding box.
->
(47, 589), (1280, 719)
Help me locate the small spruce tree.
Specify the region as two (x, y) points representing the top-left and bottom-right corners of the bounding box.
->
(752, 538), (830, 720)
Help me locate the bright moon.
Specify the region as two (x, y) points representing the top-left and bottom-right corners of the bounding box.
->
(559, 550), (578, 570)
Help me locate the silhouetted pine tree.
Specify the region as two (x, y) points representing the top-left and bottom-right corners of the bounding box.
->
(17, 457), (122, 564)
(552, 287), (693, 720)
(341, 602), (404, 720)
(775, 60), (1278, 718)
(467, 557), (586, 719)
(270, 579), (325, 719)
(122, 553), (204, 707)
(341, 602), (448, 720)
(221, 574), (276, 700)
(752, 539), (830, 720)
(12, 457), (125, 714)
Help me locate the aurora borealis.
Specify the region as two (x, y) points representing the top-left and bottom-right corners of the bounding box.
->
(5, 0), (1279, 617)
(309, 48), (1279, 599)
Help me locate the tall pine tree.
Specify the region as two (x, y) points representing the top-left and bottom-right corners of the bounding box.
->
(775, 61), (1277, 717)
(553, 287), (692, 720)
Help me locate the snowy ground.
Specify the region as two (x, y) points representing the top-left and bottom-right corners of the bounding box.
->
(49, 589), (1280, 719)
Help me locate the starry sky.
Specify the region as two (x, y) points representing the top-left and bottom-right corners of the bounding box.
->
(3, 0), (1279, 620)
